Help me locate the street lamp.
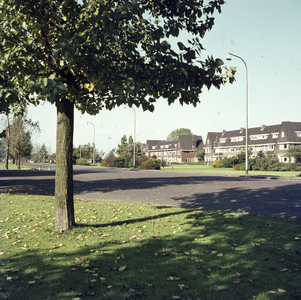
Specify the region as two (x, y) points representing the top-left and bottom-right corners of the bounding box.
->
(132, 107), (136, 168)
(226, 53), (249, 175)
(87, 121), (95, 166)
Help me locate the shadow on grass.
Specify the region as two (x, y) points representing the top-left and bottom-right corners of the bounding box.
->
(2, 210), (301, 300)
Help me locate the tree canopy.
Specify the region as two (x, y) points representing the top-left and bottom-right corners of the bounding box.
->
(0, 0), (235, 230)
(286, 145), (301, 163)
(167, 128), (193, 141)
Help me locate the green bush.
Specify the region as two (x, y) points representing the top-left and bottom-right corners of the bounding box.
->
(76, 158), (90, 166)
(142, 158), (161, 170)
(233, 164), (241, 171)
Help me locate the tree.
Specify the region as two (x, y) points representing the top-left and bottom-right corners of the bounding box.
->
(167, 128), (193, 141)
(38, 144), (48, 163)
(196, 150), (205, 162)
(286, 145), (301, 163)
(1, 0), (235, 230)
(9, 117), (33, 169)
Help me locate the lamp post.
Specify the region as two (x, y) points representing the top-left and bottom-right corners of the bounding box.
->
(132, 107), (136, 168)
(226, 53), (249, 175)
(87, 121), (95, 166)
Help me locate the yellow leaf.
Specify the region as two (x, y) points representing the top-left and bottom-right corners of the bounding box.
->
(107, 285), (113, 289)
(217, 253), (223, 257)
(278, 288), (287, 293)
(119, 266), (127, 272)
(172, 296), (181, 299)
(28, 281), (36, 284)
(100, 277), (106, 281)
(90, 279), (97, 283)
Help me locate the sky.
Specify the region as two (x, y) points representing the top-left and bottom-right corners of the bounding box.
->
(27, 0), (301, 156)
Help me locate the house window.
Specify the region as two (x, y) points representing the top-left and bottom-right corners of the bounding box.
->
(297, 132), (301, 137)
(281, 132), (284, 137)
(272, 133), (279, 138)
(284, 144), (287, 149)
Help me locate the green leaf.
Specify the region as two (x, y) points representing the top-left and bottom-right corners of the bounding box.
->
(177, 42), (184, 51)
(42, 78), (48, 88)
(215, 58), (224, 67)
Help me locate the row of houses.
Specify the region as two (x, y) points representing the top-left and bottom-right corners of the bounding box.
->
(143, 121), (301, 163)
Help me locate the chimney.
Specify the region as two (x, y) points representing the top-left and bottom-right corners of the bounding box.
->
(222, 130), (226, 136)
(239, 127), (245, 133)
(261, 124), (266, 131)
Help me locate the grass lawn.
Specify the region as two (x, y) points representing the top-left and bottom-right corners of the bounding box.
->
(0, 163), (32, 171)
(162, 165), (301, 178)
(1, 194), (301, 300)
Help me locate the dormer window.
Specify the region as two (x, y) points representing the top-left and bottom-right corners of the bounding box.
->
(296, 131), (301, 137)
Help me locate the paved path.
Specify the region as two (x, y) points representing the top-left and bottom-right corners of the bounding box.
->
(1, 164), (301, 220)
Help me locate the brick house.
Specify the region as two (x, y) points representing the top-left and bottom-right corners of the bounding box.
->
(204, 121), (301, 163)
(143, 135), (204, 163)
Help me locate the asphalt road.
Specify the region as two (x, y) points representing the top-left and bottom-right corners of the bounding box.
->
(1, 163), (301, 220)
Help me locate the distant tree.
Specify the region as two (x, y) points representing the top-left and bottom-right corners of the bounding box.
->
(196, 150), (205, 161)
(9, 117), (33, 168)
(167, 128), (193, 141)
(286, 145), (301, 163)
(38, 144), (48, 163)
(73, 144), (104, 163)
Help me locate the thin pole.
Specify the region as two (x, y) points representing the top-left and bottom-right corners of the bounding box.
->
(132, 108), (136, 168)
(228, 53), (249, 175)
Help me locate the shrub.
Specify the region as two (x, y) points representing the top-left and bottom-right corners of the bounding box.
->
(142, 158), (161, 170)
(210, 160), (219, 168)
(102, 155), (115, 167)
(233, 164), (241, 171)
(111, 157), (125, 168)
(76, 158), (90, 166)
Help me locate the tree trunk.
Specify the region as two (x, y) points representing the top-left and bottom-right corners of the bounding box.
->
(55, 98), (75, 230)
(5, 144), (9, 170)
(17, 155), (21, 169)
(5, 115), (10, 170)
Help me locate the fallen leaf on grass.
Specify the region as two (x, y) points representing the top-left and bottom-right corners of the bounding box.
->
(178, 284), (188, 290)
(278, 288), (287, 293)
(172, 296), (181, 299)
(167, 276), (181, 281)
(268, 291), (276, 293)
(280, 268), (288, 272)
(119, 265), (127, 272)
(232, 278), (241, 284)
(217, 253), (223, 257)
(28, 281), (36, 284)
(107, 285), (113, 289)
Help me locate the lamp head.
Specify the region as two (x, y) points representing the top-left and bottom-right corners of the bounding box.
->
(226, 54), (231, 61)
